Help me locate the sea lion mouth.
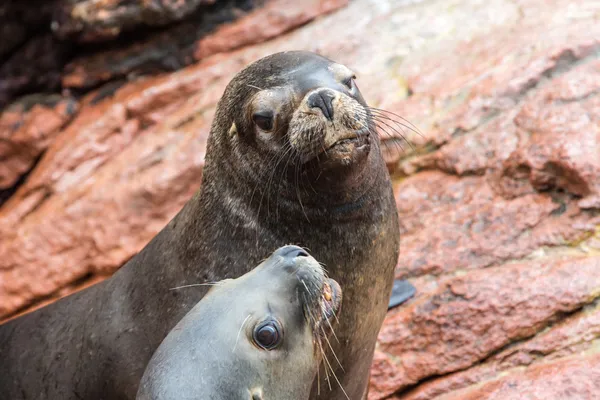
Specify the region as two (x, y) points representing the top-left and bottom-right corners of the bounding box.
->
(324, 128), (370, 154)
(320, 278), (342, 324)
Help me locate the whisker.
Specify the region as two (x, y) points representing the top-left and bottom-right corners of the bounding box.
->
(169, 282), (221, 290)
(368, 106), (423, 137)
(318, 337), (349, 398)
(320, 324), (344, 371)
(233, 314), (252, 353)
(356, 109), (415, 151)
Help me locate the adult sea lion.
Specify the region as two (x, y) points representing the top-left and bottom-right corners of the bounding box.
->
(0, 51), (400, 400)
(136, 245), (343, 400)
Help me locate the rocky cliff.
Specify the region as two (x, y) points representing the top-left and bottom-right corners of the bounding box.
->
(1, 0), (599, 399)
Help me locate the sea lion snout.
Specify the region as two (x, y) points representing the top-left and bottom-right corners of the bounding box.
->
(289, 86), (371, 165)
(307, 89), (336, 121)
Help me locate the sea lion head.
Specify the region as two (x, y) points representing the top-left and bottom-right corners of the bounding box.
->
(136, 245), (342, 400)
(208, 51), (377, 194)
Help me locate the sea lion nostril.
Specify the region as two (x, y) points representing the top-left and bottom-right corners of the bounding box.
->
(287, 248), (309, 258)
(307, 90), (334, 121)
(295, 249), (309, 258)
(278, 245), (310, 259)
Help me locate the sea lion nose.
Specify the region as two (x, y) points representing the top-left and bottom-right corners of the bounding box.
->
(275, 245), (310, 260)
(307, 90), (335, 121)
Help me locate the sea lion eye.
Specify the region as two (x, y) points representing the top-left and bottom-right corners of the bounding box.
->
(252, 111), (274, 131)
(342, 75), (356, 89)
(253, 320), (282, 350)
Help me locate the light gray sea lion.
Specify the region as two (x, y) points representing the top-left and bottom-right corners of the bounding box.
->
(136, 245), (342, 400)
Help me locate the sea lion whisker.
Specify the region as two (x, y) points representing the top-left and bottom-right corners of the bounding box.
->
(320, 340), (350, 400)
(300, 279), (315, 298)
(294, 155), (310, 223)
(377, 125), (407, 154)
(317, 356), (321, 396)
(317, 336), (342, 394)
(168, 282), (221, 290)
(353, 116), (405, 156)
(232, 314), (252, 353)
(317, 339), (333, 391)
(247, 84), (264, 91)
(321, 304), (340, 343)
(320, 325), (344, 372)
(317, 262), (329, 273)
(267, 148), (290, 220)
(270, 141), (296, 220)
(260, 136), (291, 216)
(371, 117), (416, 151)
(256, 141), (294, 229)
(250, 145), (283, 210)
(355, 109), (414, 151)
(367, 106), (423, 137)
(370, 111), (421, 139)
(369, 120), (407, 154)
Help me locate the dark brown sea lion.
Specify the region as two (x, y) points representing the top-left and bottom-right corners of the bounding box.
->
(0, 50), (400, 400)
(136, 245), (342, 400)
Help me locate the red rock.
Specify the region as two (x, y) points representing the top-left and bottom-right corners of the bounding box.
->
(370, 256), (600, 398)
(439, 353), (600, 400)
(394, 171), (596, 278)
(0, 95), (78, 189)
(498, 60), (600, 205)
(0, 90), (214, 316)
(400, 303), (600, 400)
(0, 57), (238, 233)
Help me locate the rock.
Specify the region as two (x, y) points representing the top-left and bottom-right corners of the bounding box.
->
(51, 0), (218, 42)
(436, 353), (600, 400)
(0, 34), (72, 108)
(0, 62), (228, 314)
(394, 172), (596, 279)
(62, 0), (349, 89)
(499, 60), (600, 205)
(370, 256), (600, 398)
(0, 94), (79, 190)
(0, 0), (348, 108)
(0, 0), (57, 59)
(400, 302), (600, 400)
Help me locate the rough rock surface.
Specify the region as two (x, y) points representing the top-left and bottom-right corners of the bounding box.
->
(51, 0), (218, 42)
(1, 0), (600, 398)
(1, 0), (345, 108)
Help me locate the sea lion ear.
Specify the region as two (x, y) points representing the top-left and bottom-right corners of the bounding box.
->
(228, 122), (238, 137)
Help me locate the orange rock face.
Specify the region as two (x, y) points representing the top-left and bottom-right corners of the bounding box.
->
(1, 0), (600, 398)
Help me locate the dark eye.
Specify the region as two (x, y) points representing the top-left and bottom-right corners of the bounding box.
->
(253, 320), (282, 350)
(342, 75), (356, 89)
(252, 111), (274, 131)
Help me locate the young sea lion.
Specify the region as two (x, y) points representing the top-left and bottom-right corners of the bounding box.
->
(0, 51), (400, 400)
(136, 245), (342, 400)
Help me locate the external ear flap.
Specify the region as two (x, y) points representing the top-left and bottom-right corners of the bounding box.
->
(228, 122), (238, 137)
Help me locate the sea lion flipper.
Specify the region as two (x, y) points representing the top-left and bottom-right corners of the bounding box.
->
(388, 279), (416, 310)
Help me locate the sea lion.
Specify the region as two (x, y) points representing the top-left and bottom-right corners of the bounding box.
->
(0, 51), (400, 400)
(136, 245), (343, 400)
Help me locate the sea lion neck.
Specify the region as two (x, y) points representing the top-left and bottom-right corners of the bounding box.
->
(197, 138), (384, 217)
